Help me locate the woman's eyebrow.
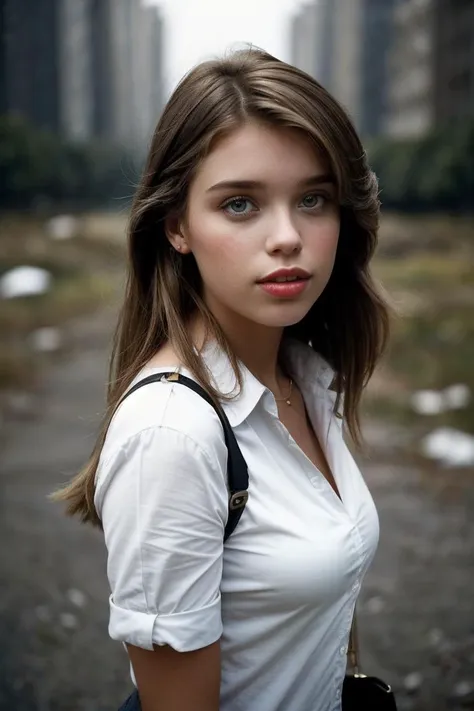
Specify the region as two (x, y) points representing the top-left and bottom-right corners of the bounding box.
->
(207, 173), (335, 193)
(207, 179), (263, 193)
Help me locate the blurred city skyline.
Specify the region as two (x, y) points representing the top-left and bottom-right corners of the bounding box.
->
(1, 0), (472, 213)
(1, 0), (165, 150)
(1, 0), (307, 151)
(290, 0), (474, 139)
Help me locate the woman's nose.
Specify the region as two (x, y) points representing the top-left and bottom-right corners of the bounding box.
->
(265, 211), (303, 255)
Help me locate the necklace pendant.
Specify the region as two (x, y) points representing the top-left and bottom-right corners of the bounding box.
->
(286, 399), (291, 406)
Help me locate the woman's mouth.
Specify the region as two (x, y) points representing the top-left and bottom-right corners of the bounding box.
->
(257, 276), (310, 298)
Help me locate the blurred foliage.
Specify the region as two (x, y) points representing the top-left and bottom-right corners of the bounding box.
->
(0, 114), (137, 210)
(368, 120), (474, 213)
(366, 244), (474, 437)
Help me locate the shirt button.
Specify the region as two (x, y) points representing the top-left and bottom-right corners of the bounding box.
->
(336, 689), (341, 699)
(339, 645), (346, 655)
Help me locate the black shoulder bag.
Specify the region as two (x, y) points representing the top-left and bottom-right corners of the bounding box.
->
(344, 614), (397, 710)
(118, 372), (397, 711)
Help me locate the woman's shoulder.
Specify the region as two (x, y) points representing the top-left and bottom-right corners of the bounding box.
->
(101, 358), (225, 467)
(95, 362), (229, 511)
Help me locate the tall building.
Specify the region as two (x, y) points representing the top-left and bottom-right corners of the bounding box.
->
(290, 3), (323, 79)
(359, 0), (396, 138)
(290, 0), (361, 121)
(149, 7), (165, 123)
(1, 0), (165, 149)
(90, 0), (115, 139)
(91, 0), (163, 150)
(108, 0), (137, 145)
(90, 0), (134, 144)
(59, 0), (93, 141)
(289, 0), (395, 137)
(1, 0), (93, 139)
(317, 0), (335, 89)
(385, 0), (437, 138)
(1, 0), (61, 133)
(0, 0), (8, 113)
(132, 2), (164, 148)
(329, 0), (396, 135)
(329, 0), (364, 125)
(433, 0), (474, 123)
(290, 1), (334, 89)
(290, 0), (473, 140)
(143, 4), (165, 141)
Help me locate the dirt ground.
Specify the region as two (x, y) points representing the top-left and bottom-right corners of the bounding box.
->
(0, 305), (473, 711)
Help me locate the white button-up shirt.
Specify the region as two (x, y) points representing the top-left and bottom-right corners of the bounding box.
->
(95, 339), (379, 711)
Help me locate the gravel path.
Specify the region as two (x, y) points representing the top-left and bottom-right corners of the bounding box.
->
(0, 308), (473, 711)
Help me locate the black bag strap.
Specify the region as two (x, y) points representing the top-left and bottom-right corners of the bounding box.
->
(119, 372), (249, 542)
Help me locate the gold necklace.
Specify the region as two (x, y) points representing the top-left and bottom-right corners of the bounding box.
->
(274, 377), (293, 406)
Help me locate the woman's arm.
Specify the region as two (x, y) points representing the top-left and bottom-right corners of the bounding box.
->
(95, 411), (229, 709)
(127, 640), (221, 711)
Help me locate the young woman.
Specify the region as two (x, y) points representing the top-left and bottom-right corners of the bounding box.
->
(56, 48), (390, 711)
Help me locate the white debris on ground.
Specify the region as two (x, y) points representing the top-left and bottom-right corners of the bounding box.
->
(364, 596), (386, 615)
(45, 214), (78, 240)
(443, 384), (471, 409)
(29, 327), (62, 353)
(35, 606), (52, 623)
(0, 266), (52, 299)
(427, 628), (444, 647)
(59, 612), (78, 630)
(452, 681), (474, 699)
(411, 390), (445, 415)
(403, 671), (423, 693)
(410, 385), (471, 415)
(421, 427), (474, 467)
(4, 391), (38, 419)
(67, 588), (87, 609)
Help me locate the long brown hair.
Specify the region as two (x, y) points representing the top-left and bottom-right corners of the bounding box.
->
(53, 48), (390, 526)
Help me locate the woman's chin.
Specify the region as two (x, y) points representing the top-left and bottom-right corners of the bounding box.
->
(248, 305), (312, 329)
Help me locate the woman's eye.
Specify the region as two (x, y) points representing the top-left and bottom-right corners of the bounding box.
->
(222, 197), (255, 217)
(301, 194), (325, 209)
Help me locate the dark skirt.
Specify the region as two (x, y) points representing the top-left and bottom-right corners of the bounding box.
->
(118, 690), (141, 711)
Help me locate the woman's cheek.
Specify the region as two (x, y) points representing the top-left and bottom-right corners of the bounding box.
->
(198, 221), (251, 265)
(192, 229), (246, 290)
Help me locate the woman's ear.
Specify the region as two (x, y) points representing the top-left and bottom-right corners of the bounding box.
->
(164, 214), (192, 254)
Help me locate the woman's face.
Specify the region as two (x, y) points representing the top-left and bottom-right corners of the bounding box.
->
(170, 120), (340, 333)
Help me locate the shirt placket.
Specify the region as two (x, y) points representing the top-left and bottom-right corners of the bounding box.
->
(333, 520), (367, 705)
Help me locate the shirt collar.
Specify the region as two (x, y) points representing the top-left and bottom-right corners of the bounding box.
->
(282, 338), (335, 392)
(200, 340), (267, 427)
(200, 338), (336, 428)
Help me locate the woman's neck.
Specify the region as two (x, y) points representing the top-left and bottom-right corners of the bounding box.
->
(191, 313), (289, 396)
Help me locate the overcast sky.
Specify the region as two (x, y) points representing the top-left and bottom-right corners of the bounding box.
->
(148, 0), (305, 95)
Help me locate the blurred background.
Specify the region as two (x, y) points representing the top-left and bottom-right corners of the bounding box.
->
(0, 0), (473, 709)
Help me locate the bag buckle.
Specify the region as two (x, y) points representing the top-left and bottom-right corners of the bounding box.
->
(229, 490), (248, 510)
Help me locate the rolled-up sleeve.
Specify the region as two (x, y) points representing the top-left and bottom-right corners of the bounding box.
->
(95, 426), (228, 652)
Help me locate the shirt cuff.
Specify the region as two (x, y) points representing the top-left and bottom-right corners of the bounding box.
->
(109, 593), (223, 652)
